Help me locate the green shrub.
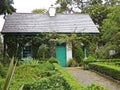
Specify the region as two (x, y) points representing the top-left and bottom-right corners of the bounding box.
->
(10, 62), (56, 90)
(54, 63), (84, 90)
(85, 83), (107, 90)
(67, 59), (78, 67)
(21, 58), (39, 65)
(23, 74), (70, 90)
(73, 46), (84, 64)
(83, 55), (97, 70)
(97, 59), (120, 62)
(87, 55), (97, 61)
(48, 57), (59, 64)
(89, 62), (120, 81)
(0, 63), (8, 78)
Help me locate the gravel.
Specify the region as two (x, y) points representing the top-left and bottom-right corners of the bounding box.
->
(66, 67), (120, 90)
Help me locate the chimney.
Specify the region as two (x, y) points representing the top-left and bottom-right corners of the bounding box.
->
(48, 5), (56, 16)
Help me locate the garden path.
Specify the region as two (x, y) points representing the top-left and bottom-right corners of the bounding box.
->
(66, 67), (120, 90)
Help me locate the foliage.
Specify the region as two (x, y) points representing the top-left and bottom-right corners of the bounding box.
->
(0, 0), (15, 15)
(48, 57), (59, 64)
(32, 8), (47, 14)
(83, 55), (96, 70)
(21, 58), (39, 65)
(54, 63), (84, 90)
(85, 83), (107, 90)
(23, 74), (70, 90)
(87, 54), (97, 61)
(56, 0), (103, 13)
(37, 44), (48, 60)
(0, 78), (4, 90)
(82, 5), (110, 26)
(73, 45), (84, 64)
(89, 62), (120, 81)
(67, 59), (78, 67)
(104, 0), (120, 6)
(101, 5), (120, 58)
(56, 0), (68, 13)
(83, 58), (120, 70)
(0, 64), (8, 78)
(0, 63), (2, 74)
(10, 62), (56, 90)
(3, 57), (16, 90)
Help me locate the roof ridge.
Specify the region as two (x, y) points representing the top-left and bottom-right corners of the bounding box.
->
(12, 12), (89, 16)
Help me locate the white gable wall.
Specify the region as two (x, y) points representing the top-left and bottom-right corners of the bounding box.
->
(66, 42), (72, 61)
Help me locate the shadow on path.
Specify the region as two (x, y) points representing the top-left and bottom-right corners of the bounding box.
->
(66, 67), (120, 90)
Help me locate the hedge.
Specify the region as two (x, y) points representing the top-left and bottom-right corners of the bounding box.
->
(54, 64), (106, 90)
(54, 63), (84, 90)
(83, 59), (120, 70)
(89, 63), (120, 81)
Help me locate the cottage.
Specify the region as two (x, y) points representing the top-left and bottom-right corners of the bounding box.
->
(1, 8), (99, 66)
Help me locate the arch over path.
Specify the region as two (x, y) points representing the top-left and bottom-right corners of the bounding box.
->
(66, 67), (120, 90)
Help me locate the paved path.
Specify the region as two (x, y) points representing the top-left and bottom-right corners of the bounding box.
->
(66, 67), (120, 90)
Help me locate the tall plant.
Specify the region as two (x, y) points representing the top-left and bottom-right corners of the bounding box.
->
(3, 57), (17, 90)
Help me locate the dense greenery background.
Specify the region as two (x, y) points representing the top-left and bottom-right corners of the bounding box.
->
(0, 0), (120, 63)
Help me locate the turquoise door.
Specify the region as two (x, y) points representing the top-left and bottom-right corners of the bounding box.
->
(56, 46), (66, 67)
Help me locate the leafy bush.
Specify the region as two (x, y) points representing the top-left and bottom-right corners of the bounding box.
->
(85, 83), (107, 90)
(67, 59), (78, 67)
(89, 62), (120, 81)
(23, 74), (70, 90)
(0, 63), (7, 78)
(83, 58), (120, 70)
(73, 46), (84, 64)
(48, 57), (59, 64)
(83, 55), (97, 70)
(97, 59), (120, 62)
(54, 63), (84, 90)
(10, 62), (56, 90)
(87, 54), (97, 61)
(22, 59), (39, 65)
(37, 44), (48, 60)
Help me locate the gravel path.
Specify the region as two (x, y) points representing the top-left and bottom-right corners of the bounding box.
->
(66, 67), (120, 90)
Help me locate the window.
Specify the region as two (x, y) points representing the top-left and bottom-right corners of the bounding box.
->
(22, 46), (32, 59)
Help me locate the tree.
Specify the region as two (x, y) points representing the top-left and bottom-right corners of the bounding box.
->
(87, 0), (103, 5)
(101, 5), (120, 58)
(32, 8), (47, 14)
(104, 0), (120, 6)
(56, 0), (104, 13)
(0, 0), (15, 15)
(82, 5), (110, 26)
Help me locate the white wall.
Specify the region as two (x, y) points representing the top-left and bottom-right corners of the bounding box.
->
(66, 42), (72, 61)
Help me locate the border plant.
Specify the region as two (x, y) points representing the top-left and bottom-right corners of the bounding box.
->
(89, 62), (120, 81)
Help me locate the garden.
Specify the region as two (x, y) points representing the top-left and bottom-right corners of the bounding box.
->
(0, 57), (108, 90)
(0, 0), (120, 90)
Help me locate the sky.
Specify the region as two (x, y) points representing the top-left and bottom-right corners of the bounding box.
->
(0, 0), (57, 31)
